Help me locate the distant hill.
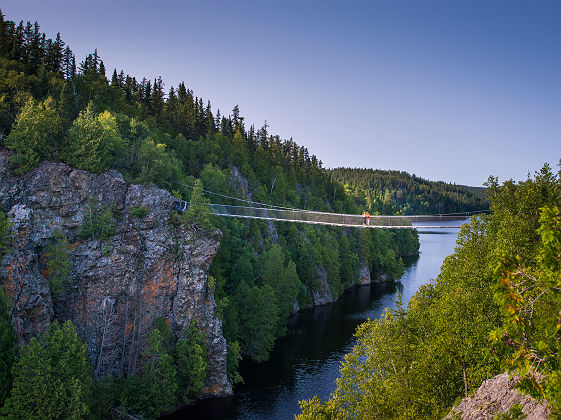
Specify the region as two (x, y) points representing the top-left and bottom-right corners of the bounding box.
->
(330, 167), (488, 215)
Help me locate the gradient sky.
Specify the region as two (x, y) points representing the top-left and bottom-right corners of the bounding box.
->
(3, 0), (560, 186)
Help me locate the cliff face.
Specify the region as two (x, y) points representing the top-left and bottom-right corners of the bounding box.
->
(0, 150), (232, 397)
(446, 373), (550, 420)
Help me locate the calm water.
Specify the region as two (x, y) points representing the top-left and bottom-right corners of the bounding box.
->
(174, 220), (463, 419)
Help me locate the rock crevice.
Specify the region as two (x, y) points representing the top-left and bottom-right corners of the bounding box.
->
(0, 150), (232, 397)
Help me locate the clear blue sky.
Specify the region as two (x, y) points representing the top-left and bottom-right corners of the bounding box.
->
(4, 0), (560, 186)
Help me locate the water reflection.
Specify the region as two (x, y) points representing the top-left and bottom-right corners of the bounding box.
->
(170, 220), (462, 419)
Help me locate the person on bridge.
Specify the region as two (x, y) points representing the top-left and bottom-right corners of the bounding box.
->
(362, 211), (367, 225)
(365, 212), (371, 226)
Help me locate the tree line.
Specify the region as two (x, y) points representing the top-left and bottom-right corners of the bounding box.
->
(331, 167), (488, 215)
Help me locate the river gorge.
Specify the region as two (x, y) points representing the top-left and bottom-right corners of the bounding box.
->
(174, 219), (464, 419)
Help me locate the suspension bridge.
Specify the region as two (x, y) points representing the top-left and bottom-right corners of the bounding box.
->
(171, 182), (489, 229)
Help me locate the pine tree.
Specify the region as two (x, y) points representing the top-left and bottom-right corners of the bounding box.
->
(5, 97), (63, 174)
(110, 69), (119, 87)
(175, 322), (209, 403)
(181, 179), (213, 231)
(64, 103), (122, 173)
(0, 288), (16, 407)
(5, 320), (93, 419)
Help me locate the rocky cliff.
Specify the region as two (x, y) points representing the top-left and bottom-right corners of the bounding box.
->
(0, 150), (232, 397)
(445, 373), (550, 419)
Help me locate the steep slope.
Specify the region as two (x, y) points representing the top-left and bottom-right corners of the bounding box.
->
(0, 149), (231, 396)
(331, 167), (488, 215)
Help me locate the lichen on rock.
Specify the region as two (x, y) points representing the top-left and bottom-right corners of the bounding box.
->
(445, 372), (550, 420)
(0, 149), (232, 397)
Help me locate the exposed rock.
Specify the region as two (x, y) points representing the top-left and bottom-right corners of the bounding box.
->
(310, 266), (336, 305)
(230, 166), (252, 200)
(359, 258), (371, 285)
(445, 373), (550, 420)
(0, 150), (232, 397)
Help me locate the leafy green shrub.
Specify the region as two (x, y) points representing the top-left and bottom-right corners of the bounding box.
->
(181, 179), (214, 232)
(80, 201), (115, 241)
(44, 230), (72, 298)
(0, 288), (16, 407)
(130, 204), (147, 219)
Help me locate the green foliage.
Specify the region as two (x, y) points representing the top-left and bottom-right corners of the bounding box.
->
(129, 203), (147, 219)
(119, 329), (177, 418)
(297, 396), (333, 420)
(64, 103), (122, 173)
(5, 320), (93, 419)
(0, 210), (11, 259)
(237, 282), (279, 362)
(0, 288), (16, 407)
(181, 179), (214, 231)
(5, 96), (63, 174)
(44, 230), (72, 298)
(262, 244), (302, 324)
(491, 205), (561, 413)
(175, 322), (209, 404)
(94, 320), (210, 417)
(227, 340), (244, 385)
(331, 167), (489, 215)
(79, 201), (115, 241)
(299, 165), (560, 419)
(493, 404), (527, 419)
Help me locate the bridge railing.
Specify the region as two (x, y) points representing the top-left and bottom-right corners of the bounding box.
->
(174, 201), (416, 227)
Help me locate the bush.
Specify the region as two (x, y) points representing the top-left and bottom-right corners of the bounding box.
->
(44, 230), (72, 298)
(5, 320), (93, 419)
(79, 202), (115, 241)
(0, 288), (16, 407)
(130, 204), (147, 219)
(181, 179), (214, 232)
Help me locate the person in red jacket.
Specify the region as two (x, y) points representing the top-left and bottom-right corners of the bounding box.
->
(365, 212), (370, 226)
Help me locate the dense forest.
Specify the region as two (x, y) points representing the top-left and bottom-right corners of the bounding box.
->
(331, 168), (488, 215)
(0, 11), (491, 419)
(298, 165), (561, 418)
(0, 12), (421, 418)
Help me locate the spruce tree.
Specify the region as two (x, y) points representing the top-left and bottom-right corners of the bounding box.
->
(0, 288), (16, 407)
(5, 97), (63, 174)
(5, 320), (93, 419)
(181, 179), (213, 232)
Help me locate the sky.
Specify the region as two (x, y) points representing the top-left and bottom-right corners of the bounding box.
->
(3, 0), (560, 186)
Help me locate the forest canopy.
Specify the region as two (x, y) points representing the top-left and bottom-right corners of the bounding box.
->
(0, 10), (493, 418)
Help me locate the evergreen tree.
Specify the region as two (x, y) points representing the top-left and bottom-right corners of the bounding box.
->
(181, 179), (213, 231)
(5, 97), (63, 174)
(44, 230), (72, 298)
(175, 322), (209, 403)
(5, 320), (93, 419)
(121, 329), (177, 418)
(262, 245), (301, 322)
(0, 211), (11, 259)
(64, 103), (122, 173)
(0, 288), (16, 407)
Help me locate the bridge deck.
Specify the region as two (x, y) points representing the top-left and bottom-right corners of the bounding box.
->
(174, 201), (469, 229)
